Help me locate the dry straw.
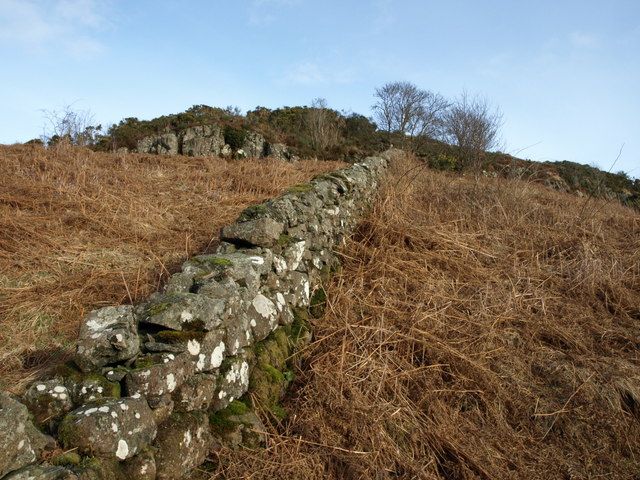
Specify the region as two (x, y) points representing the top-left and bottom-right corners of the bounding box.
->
(0, 143), (341, 392)
(210, 154), (640, 479)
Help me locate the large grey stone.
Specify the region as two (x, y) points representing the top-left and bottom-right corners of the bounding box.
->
(241, 131), (266, 158)
(58, 397), (156, 460)
(265, 142), (292, 161)
(172, 374), (216, 412)
(221, 217), (284, 248)
(138, 293), (225, 331)
(124, 353), (194, 399)
(0, 392), (53, 478)
(154, 411), (212, 480)
(75, 306), (140, 373)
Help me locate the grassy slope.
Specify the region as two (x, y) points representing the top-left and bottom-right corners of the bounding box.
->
(0, 144), (341, 392)
(212, 154), (640, 479)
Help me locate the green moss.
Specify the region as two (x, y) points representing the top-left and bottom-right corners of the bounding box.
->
(240, 203), (268, 221)
(155, 329), (205, 344)
(309, 287), (327, 319)
(51, 452), (81, 466)
(262, 364), (285, 383)
(277, 233), (295, 247)
(290, 308), (310, 343)
(145, 301), (172, 317)
(193, 255), (233, 268)
(286, 183), (313, 194)
(133, 356), (156, 369)
(209, 400), (250, 435)
(269, 403), (287, 421)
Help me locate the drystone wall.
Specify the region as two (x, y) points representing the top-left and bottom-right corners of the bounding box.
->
(135, 125), (294, 162)
(0, 150), (397, 480)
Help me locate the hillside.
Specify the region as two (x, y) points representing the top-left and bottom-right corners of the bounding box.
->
(0, 144), (341, 392)
(209, 154), (640, 479)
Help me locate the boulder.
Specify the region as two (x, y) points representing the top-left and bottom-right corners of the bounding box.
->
(75, 306), (140, 373)
(265, 142), (292, 161)
(246, 293), (279, 342)
(154, 411), (212, 480)
(58, 397), (156, 460)
(241, 131), (266, 158)
(0, 393), (54, 478)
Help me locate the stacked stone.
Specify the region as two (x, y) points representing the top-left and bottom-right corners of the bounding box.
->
(0, 153), (393, 480)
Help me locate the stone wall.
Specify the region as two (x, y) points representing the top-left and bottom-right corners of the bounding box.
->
(0, 151), (397, 480)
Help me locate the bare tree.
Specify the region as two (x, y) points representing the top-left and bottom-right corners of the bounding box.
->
(41, 104), (101, 147)
(306, 98), (339, 153)
(372, 81), (449, 146)
(442, 92), (503, 169)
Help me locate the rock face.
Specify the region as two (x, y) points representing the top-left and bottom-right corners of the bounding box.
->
(75, 306), (140, 373)
(137, 132), (179, 155)
(241, 131), (266, 158)
(265, 142), (292, 161)
(181, 125), (224, 157)
(0, 151), (397, 480)
(58, 397), (157, 460)
(0, 393), (53, 478)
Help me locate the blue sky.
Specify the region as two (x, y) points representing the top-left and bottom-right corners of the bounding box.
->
(0, 0), (638, 175)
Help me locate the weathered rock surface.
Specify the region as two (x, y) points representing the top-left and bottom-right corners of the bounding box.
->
(3, 465), (77, 480)
(138, 292), (225, 331)
(23, 380), (73, 430)
(172, 374), (216, 412)
(0, 392), (53, 478)
(58, 397), (156, 460)
(221, 217), (285, 248)
(137, 133), (179, 155)
(154, 411), (212, 480)
(211, 354), (251, 411)
(181, 125), (224, 157)
(75, 306), (140, 372)
(124, 353), (194, 399)
(241, 131), (266, 158)
(265, 142), (292, 161)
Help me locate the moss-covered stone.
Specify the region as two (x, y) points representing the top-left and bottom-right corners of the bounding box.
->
(51, 451), (81, 466)
(286, 183), (313, 194)
(239, 203), (268, 221)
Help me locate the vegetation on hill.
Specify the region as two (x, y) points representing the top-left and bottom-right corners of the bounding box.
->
(210, 153), (640, 479)
(0, 143), (342, 392)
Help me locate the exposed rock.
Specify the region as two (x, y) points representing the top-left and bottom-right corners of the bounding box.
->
(154, 411), (212, 480)
(124, 353), (194, 399)
(0, 392), (54, 478)
(221, 217), (285, 248)
(211, 354), (251, 411)
(220, 144), (233, 158)
(137, 133), (179, 155)
(121, 448), (156, 480)
(23, 379), (74, 430)
(75, 306), (140, 373)
(181, 125), (224, 157)
(138, 293), (225, 331)
(241, 131), (266, 158)
(58, 397), (156, 460)
(3, 465), (78, 480)
(172, 374), (216, 412)
(265, 142), (292, 161)
(210, 401), (266, 450)
(247, 293), (279, 342)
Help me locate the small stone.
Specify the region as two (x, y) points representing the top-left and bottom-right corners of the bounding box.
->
(221, 217), (284, 248)
(22, 379), (74, 431)
(75, 305), (140, 372)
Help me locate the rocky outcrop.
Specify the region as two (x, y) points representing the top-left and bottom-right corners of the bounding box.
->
(135, 124), (293, 160)
(0, 151), (399, 479)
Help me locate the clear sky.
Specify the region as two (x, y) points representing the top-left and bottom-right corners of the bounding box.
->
(1, 0), (638, 175)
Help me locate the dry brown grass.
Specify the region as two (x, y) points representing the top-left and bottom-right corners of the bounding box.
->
(211, 154), (640, 479)
(0, 144), (342, 392)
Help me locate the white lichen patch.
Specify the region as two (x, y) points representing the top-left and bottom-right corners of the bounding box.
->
(250, 256), (265, 265)
(187, 339), (201, 356)
(166, 373), (177, 392)
(183, 430), (192, 447)
(210, 341), (225, 368)
(287, 241), (306, 270)
(180, 310), (194, 322)
(53, 386), (66, 393)
(273, 255), (287, 274)
(196, 354), (206, 371)
(98, 406), (110, 413)
(36, 384), (46, 392)
(111, 423), (119, 433)
(252, 294), (277, 320)
(119, 403), (129, 411)
(115, 439), (129, 460)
